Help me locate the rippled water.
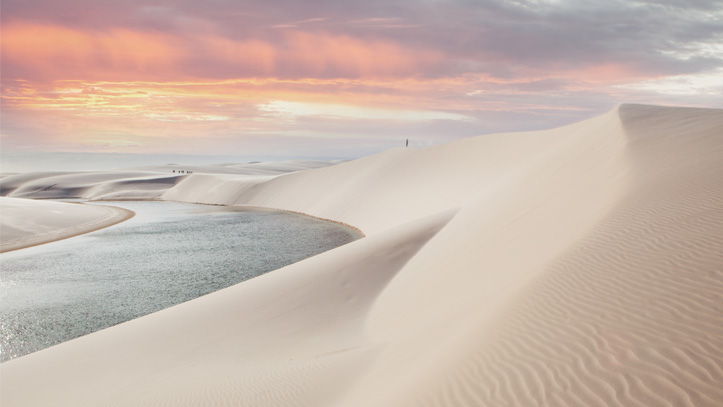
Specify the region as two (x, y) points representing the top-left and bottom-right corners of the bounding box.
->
(0, 201), (361, 362)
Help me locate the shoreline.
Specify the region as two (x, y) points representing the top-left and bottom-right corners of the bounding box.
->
(136, 198), (368, 237)
(2, 198), (364, 254)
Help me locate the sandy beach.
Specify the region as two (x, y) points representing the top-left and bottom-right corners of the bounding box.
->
(0, 198), (134, 253)
(1, 104), (722, 406)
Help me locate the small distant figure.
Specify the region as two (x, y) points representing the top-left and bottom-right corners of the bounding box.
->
(173, 170), (176, 173)
(406, 139), (409, 147)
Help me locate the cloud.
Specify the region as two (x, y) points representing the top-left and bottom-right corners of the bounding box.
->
(1, 21), (446, 82)
(1, 0), (721, 157)
(347, 17), (420, 29)
(272, 17), (326, 29)
(1, 22), (184, 82)
(258, 100), (469, 121)
(3, 0), (722, 81)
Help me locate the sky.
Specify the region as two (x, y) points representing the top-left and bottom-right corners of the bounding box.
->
(2, 0), (722, 160)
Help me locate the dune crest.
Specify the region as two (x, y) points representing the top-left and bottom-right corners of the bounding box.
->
(1, 104), (722, 406)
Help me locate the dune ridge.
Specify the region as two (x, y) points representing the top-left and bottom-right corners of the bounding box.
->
(1, 104), (722, 406)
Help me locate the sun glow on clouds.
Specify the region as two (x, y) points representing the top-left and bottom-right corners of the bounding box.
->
(1, 19), (465, 154)
(259, 101), (469, 122)
(3, 80), (473, 154)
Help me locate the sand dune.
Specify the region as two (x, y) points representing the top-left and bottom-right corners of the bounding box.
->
(0, 160), (336, 201)
(1, 104), (722, 406)
(132, 160), (337, 175)
(0, 197), (134, 253)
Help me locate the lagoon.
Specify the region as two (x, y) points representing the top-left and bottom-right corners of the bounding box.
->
(0, 201), (361, 362)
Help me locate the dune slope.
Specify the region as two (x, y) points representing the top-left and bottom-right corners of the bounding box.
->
(1, 104), (722, 406)
(0, 197), (134, 253)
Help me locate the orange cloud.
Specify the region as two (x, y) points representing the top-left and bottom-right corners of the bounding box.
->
(1, 22), (182, 81)
(0, 74), (475, 154)
(2, 21), (446, 82)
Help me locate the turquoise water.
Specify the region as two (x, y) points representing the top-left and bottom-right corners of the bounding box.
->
(0, 201), (361, 362)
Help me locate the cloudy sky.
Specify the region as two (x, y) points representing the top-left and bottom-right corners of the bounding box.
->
(2, 0), (722, 159)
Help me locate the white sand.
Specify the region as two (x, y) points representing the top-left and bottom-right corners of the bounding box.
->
(0, 160), (337, 201)
(1, 104), (722, 406)
(0, 197), (134, 253)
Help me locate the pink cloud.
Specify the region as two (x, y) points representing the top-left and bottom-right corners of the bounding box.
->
(2, 21), (445, 82)
(1, 22), (183, 82)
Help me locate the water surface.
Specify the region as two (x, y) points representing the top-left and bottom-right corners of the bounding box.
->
(0, 201), (361, 362)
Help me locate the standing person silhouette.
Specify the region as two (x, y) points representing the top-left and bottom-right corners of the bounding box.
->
(406, 139), (409, 147)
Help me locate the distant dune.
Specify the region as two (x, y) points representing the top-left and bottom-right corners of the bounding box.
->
(1, 104), (722, 406)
